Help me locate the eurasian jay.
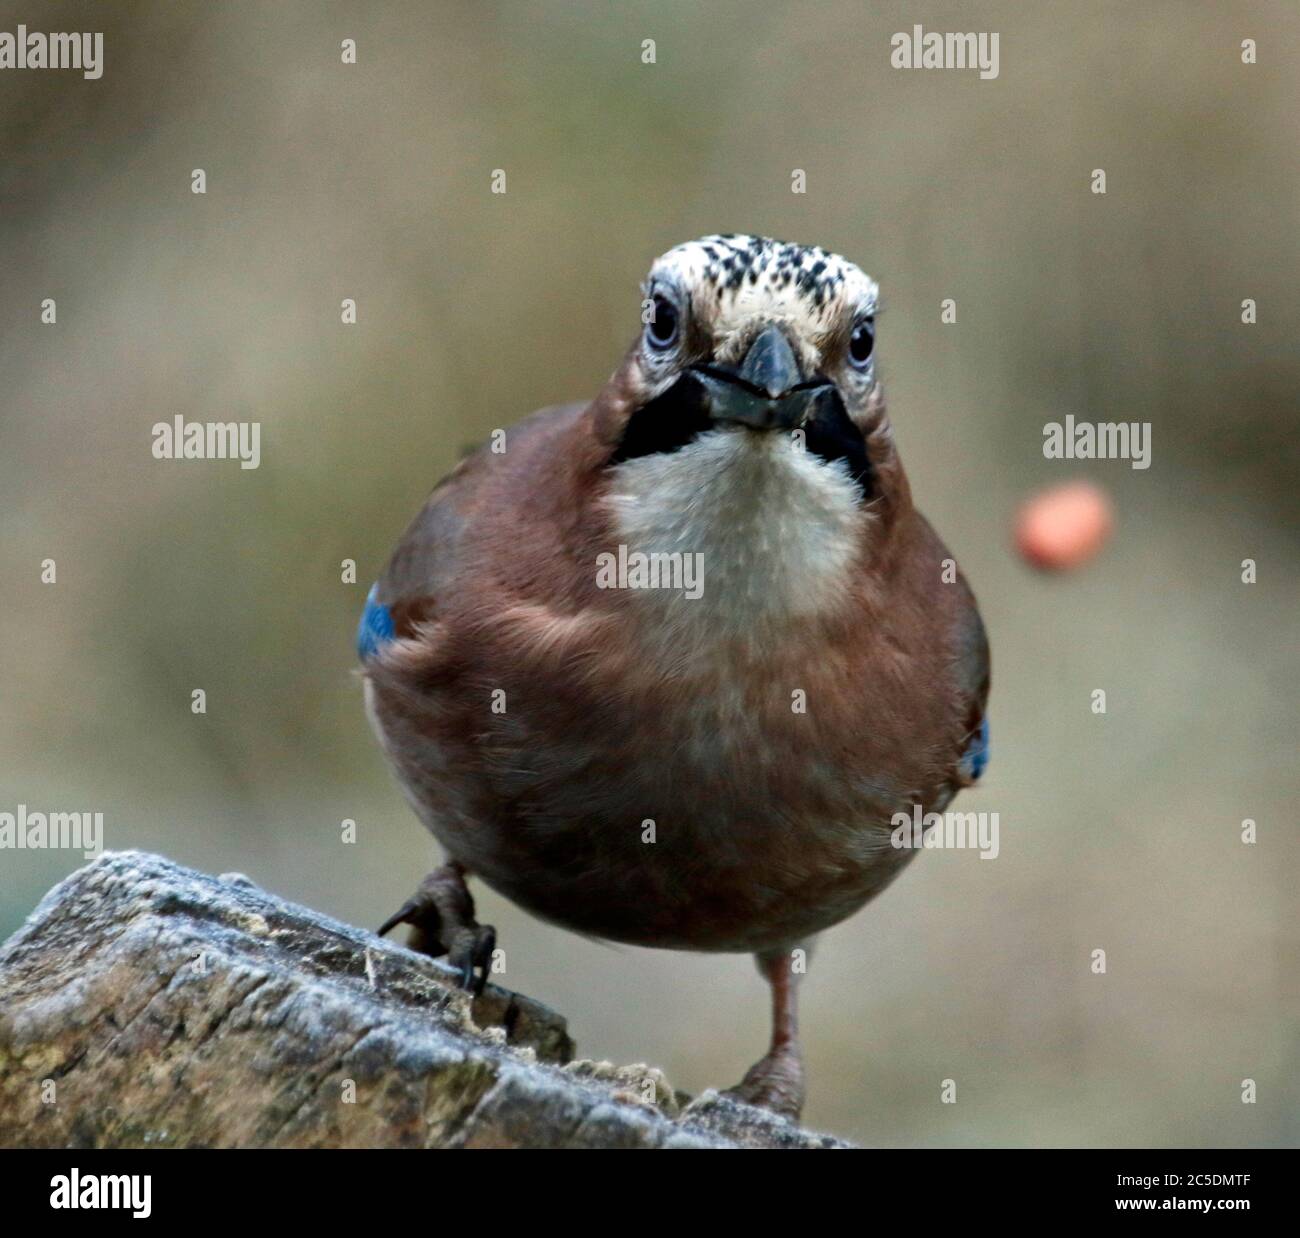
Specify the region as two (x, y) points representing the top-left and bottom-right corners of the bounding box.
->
(360, 234), (989, 1120)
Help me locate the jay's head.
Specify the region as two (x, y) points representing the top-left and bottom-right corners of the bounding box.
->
(586, 236), (905, 632)
(600, 235), (886, 504)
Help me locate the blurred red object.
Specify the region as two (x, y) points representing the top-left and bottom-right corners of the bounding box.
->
(1016, 481), (1114, 571)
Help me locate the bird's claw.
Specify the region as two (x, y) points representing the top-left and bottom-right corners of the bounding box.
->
(377, 863), (495, 994)
(449, 924), (497, 996)
(377, 898), (422, 940)
(721, 1045), (804, 1122)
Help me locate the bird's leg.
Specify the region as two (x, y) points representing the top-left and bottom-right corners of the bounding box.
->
(722, 945), (805, 1121)
(377, 861), (496, 995)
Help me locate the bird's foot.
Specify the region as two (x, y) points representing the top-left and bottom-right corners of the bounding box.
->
(722, 1043), (804, 1122)
(377, 863), (496, 995)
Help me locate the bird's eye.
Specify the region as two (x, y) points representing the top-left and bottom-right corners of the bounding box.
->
(646, 296), (679, 350)
(849, 318), (874, 367)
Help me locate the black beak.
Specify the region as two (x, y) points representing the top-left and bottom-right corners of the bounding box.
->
(691, 324), (830, 431)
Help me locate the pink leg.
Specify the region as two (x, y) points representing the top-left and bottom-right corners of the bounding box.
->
(723, 946), (805, 1120)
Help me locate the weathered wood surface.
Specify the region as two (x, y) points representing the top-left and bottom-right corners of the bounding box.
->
(0, 852), (846, 1148)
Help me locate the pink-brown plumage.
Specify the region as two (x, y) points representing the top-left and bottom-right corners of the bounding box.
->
(362, 235), (988, 1116)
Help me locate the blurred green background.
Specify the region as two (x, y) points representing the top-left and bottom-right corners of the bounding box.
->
(1, 1), (1296, 1145)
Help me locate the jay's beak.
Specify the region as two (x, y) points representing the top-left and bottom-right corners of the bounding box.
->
(691, 324), (831, 432)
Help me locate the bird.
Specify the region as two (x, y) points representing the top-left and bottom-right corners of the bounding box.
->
(359, 234), (989, 1121)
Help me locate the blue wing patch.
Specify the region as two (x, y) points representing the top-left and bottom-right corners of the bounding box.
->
(959, 717), (989, 783)
(356, 583), (395, 660)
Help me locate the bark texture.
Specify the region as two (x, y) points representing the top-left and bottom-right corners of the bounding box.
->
(0, 851), (846, 1148)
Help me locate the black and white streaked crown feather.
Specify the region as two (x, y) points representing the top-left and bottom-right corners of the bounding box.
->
(616, 235), (878, 500)
(647, 234), (878, 339)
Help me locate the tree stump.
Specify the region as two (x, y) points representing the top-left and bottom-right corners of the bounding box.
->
(0, 851), (846, 1148)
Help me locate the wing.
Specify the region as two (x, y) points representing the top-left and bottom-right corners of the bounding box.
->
(356, 404), (585, 661)
(952, 601), (991, 785)
(355, 463), (472, 660)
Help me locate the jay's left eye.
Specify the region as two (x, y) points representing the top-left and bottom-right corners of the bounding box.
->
(848, 318), (874, 368)
(646, 296), (679, 349)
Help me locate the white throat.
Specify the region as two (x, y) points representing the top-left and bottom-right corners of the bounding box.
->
(602, 429), (866, 647)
